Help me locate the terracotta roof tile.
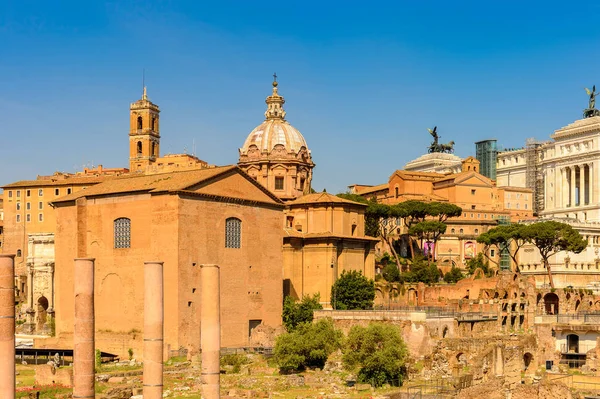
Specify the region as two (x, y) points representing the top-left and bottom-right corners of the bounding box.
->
(355, 183), (388, 195)
(284, 229), (379, 242)
(3, 176), (110, 188)
(50, 166), (246, 204)
(287, 192), (367, 207)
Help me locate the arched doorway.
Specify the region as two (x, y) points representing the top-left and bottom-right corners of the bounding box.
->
(523, 352), (533, 370)
(442, 326), (449, 338)
(543, 293), (559, 315)
(567, 334), (579, 353)
(408, 288), (418, 305)
(36, 296), (49, 331)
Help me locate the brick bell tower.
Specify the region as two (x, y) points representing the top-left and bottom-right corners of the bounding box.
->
(129, 87), (160, 172)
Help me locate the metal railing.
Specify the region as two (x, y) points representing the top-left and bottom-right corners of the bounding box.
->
(324, 307), (497, 321)
(535, 313), (600, 324)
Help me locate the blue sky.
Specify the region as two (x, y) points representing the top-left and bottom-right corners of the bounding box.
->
(1, 1), (600, 193)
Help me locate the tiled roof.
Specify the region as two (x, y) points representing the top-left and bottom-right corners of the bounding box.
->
(50, 166), (282, 205)
(284, 229), (379, 242)
(355, 184), (388, 195)
(391, 170), (445, 180)
(396, 193), (448, 202)
(3, 176), (110, 189)
(287, 192), (367, 207)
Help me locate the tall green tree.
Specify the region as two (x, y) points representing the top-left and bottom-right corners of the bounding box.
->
(282, 294), (323, 332)
(408, 220), (447, 259)
(524, 221), (587, 288)
(331, 270), (375, 310)
(343, 323), (408, 387)
(476, 224), (529, 268)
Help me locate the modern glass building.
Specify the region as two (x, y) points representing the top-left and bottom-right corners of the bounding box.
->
(475, 139), (498, 180)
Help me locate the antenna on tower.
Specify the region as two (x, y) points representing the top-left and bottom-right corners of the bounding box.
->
(193, 139), (196, 157)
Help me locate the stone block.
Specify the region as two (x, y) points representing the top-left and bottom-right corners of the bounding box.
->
(34, 364), (73, 387)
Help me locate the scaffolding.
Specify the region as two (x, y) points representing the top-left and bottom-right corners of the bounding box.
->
(525, 138), (544, 214)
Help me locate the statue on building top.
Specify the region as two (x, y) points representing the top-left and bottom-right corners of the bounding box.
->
(427, 126), (455, 154)
(584, 85), (600, 118)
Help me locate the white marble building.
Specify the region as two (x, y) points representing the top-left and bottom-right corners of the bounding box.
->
(404, 152), (463, 174)
(497, 116), (600, 287)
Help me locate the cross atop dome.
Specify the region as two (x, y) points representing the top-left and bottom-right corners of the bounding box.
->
(265, 73), (286, 120)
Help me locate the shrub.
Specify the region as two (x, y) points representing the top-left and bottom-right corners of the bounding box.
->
(282, 294), (323, 332)
(221, 353), (250, 373)
(342, 323), (408, 387)
(331, 270), (375, 310)
(466, 253), (494, 277)
(382, 263), (401, 283)
(274, 318), (343, 373)
(401, 255), (440, 285)
(443, 267), (463, 284)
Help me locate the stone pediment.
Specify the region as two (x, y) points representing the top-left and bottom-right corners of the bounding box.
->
(552, 116), (600, 140)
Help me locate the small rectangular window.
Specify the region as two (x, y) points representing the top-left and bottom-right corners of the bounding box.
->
(275, 177), (284, 191)
(26, 202), (31, 210)
(8, 191), (12, 198)
(471, 189), (476, 195)
(67, 188), (72, 195)
(26, 214), (31, 222)
(16, 191), (20, 198)
(26, 190), (31, 197)
(38, 189), (43, 196)
(38, 202), (43, 210)
(16, 203), (20, 211)
(16, 215), (21, 223)
(38, 213), (43, 222)
(286, 216), (294, 228)
(471, 205), (475, 210)
(55, 188), (60, 196)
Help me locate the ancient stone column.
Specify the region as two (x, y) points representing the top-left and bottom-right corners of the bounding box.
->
(0, 255), (16, 399)
(571, 166), (577, 207)
(201, 264), (220, 399)
(73, 258), (95, 399)
(583, 165), (588, 206)
(143, 261), (164, 399)
(590, 162), (595, 205)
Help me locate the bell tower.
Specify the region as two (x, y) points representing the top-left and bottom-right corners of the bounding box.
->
(129, 87), (160, 172)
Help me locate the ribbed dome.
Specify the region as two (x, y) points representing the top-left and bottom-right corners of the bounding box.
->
(240, 119), (308, 155)
(239, 78), (310, 157)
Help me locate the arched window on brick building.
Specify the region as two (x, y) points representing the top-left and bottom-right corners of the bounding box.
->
(225, 217), (241, 248)
(114, 218), (131, 248)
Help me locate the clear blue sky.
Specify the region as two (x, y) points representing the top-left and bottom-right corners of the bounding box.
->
(1, 1), (600, 193)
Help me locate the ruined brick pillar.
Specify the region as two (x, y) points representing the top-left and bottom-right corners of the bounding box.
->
(73, 258), (95, 399)
(201, 264), (220, 399)
(0, 255), (16, 399)
(143, 261), (164, 399)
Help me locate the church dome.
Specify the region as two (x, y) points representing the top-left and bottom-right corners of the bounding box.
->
(240, 119), (308, 155)
(239, 79), (311, 158)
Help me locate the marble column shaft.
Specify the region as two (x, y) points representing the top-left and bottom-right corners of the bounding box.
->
(201, 264), (220, 399)
(579, 165), (587, 206)
(591, 162), (595, 205)
(0, 255), (15, 399)
(571, 166), (576, 207)
(73, 258), (95, 399)
(143, 261), (164, 399)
